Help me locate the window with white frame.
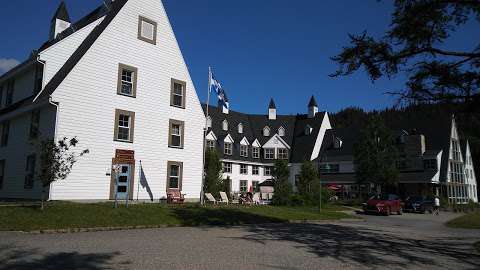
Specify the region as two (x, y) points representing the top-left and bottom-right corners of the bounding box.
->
(264, 166), (272, 176)
(0, 121), (9, 147)
(206, 117), (212, 128)
(169, 119), (184, 148)
(252, 165), (259, 175)
(138, 16), (157, 44)
(207, 140), (215, 151)
(114, 110), (135, 143)
(252, 181), (259, 192)
(240, 180), (248, 193)
(29, 110), (40, 140)
(263, 126), (270, 136)
(264, 148), (275, 159)
(252, 146), (260, 158)
(117, 64), (137, 97)
(238, 123), (243, 134)
(278, 127), (285, 137)
(222, 120), (228, 131)
(240, 145), (248, 157)
(423, 159), (437, 170)
(167, 161), (182, 190)
(0, 159), (4, 190)
(223, 162), (232, 173)
(277, 148), (288, 160)
(5, 80), (14, 107)
(240, 164), (248, 174)
(24, 154), (36, 189)
(224, 142), (233, 155)
(171, 79), (186, 108)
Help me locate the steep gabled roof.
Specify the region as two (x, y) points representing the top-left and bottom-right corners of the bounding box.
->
(308, 95), (318, 107)
(268, 98), (276, 109)
(35, 0), (128, 102)
(202, 104), (326, 163)
(324, 113), (453, 181)
(52, 1), (71, 22)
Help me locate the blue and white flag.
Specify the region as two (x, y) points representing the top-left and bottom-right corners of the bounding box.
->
(209, 70), (229, 109)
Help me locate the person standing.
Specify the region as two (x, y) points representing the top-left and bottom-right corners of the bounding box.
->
(434, 196), (440, 215)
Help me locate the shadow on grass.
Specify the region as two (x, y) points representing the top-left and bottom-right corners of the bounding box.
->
(232, 223), (480, 269)
(171, 207), (285, 226)
(0, 244), (129, 270)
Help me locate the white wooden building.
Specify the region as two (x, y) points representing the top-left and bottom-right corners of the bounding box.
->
(0, 0), (205, 201)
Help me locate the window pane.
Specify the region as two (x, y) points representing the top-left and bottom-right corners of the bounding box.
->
(119, 115), (130, 127)
(172, 135), (181, 147)
(118, 176), (128, 183)
(118, 127), (130, 141)
(121, 83), (133, 95)
(169, 177), (179, 189)
(170, 165), (179, 177)
(141, 21), (154, 39)
(173, 95), (183, 107)
(172, 124), (180, 135)
(173, 83), (183, 95)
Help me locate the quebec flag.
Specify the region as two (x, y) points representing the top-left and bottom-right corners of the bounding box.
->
(209, 70), (229, 109)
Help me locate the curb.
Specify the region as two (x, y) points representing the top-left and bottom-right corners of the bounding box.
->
(9, 217), (363, 234)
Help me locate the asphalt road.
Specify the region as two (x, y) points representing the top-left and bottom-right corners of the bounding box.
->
(1, 211), (479, 270)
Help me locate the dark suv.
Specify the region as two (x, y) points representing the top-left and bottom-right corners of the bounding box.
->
(404, 196), (433, 214)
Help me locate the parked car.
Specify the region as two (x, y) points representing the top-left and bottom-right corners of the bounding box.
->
(404, 196), (433, 214)
(363, 194), (403, 215)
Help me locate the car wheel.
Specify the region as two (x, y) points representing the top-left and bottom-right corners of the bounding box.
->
(398, 207), (403, 215)
(420, 207), (425, 214)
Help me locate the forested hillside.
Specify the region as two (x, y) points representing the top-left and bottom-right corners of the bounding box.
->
(330, 103), (480, 184)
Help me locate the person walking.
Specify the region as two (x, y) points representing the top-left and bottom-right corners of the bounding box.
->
(434, 196), (440, 215)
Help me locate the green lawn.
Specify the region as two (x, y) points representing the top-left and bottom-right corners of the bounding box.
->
(0, 202), (353, 232)
(446, 212), (480, 229)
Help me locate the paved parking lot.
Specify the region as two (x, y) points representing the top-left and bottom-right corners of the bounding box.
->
(1, 211), (479, 270)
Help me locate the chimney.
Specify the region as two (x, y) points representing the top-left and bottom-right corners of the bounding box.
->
(50, 1), (71, 40)
(268, 98), (277, 120)
(308, 95), (318, 118)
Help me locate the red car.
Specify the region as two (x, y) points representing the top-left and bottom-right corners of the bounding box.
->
(363, 194), (403, 215)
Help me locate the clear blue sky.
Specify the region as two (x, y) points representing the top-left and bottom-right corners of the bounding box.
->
(0, 0), (478, 114)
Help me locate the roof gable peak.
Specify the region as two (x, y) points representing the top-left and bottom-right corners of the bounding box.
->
(53, 1), (71, 22)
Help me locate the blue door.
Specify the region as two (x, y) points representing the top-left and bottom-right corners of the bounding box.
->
(116, 164), (131, 200)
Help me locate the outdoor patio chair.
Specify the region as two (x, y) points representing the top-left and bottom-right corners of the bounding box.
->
(167, 190), (185, 204)
(205, 193), (217, 204)
(252, 193), (261, 205)
(219, 192), (229, 204)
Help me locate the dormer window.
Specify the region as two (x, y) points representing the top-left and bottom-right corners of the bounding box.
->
(334, 137), (343, 149)
(138, 16), (157, 45)
(278, 127), (285, 137)
(305, 125), (313, 135)
(206, 117), (212, 129)
(263, 126), (270, 137)
(238, 123), (243, 134)
(222, 120), (228, 131)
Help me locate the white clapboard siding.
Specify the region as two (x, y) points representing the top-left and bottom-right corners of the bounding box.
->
(43, 0), (204, 200)
(0, 105), (56, 199)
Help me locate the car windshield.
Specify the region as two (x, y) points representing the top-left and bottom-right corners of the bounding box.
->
(409, 196), (424, 202)
(371, 194), (389, 200)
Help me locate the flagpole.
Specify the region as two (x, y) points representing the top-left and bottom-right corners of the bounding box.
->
(201, 66), (212, 205)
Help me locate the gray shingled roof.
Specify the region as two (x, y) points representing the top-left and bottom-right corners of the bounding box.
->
(322, 113), (453, 182)
(203, 104), (326, 163)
